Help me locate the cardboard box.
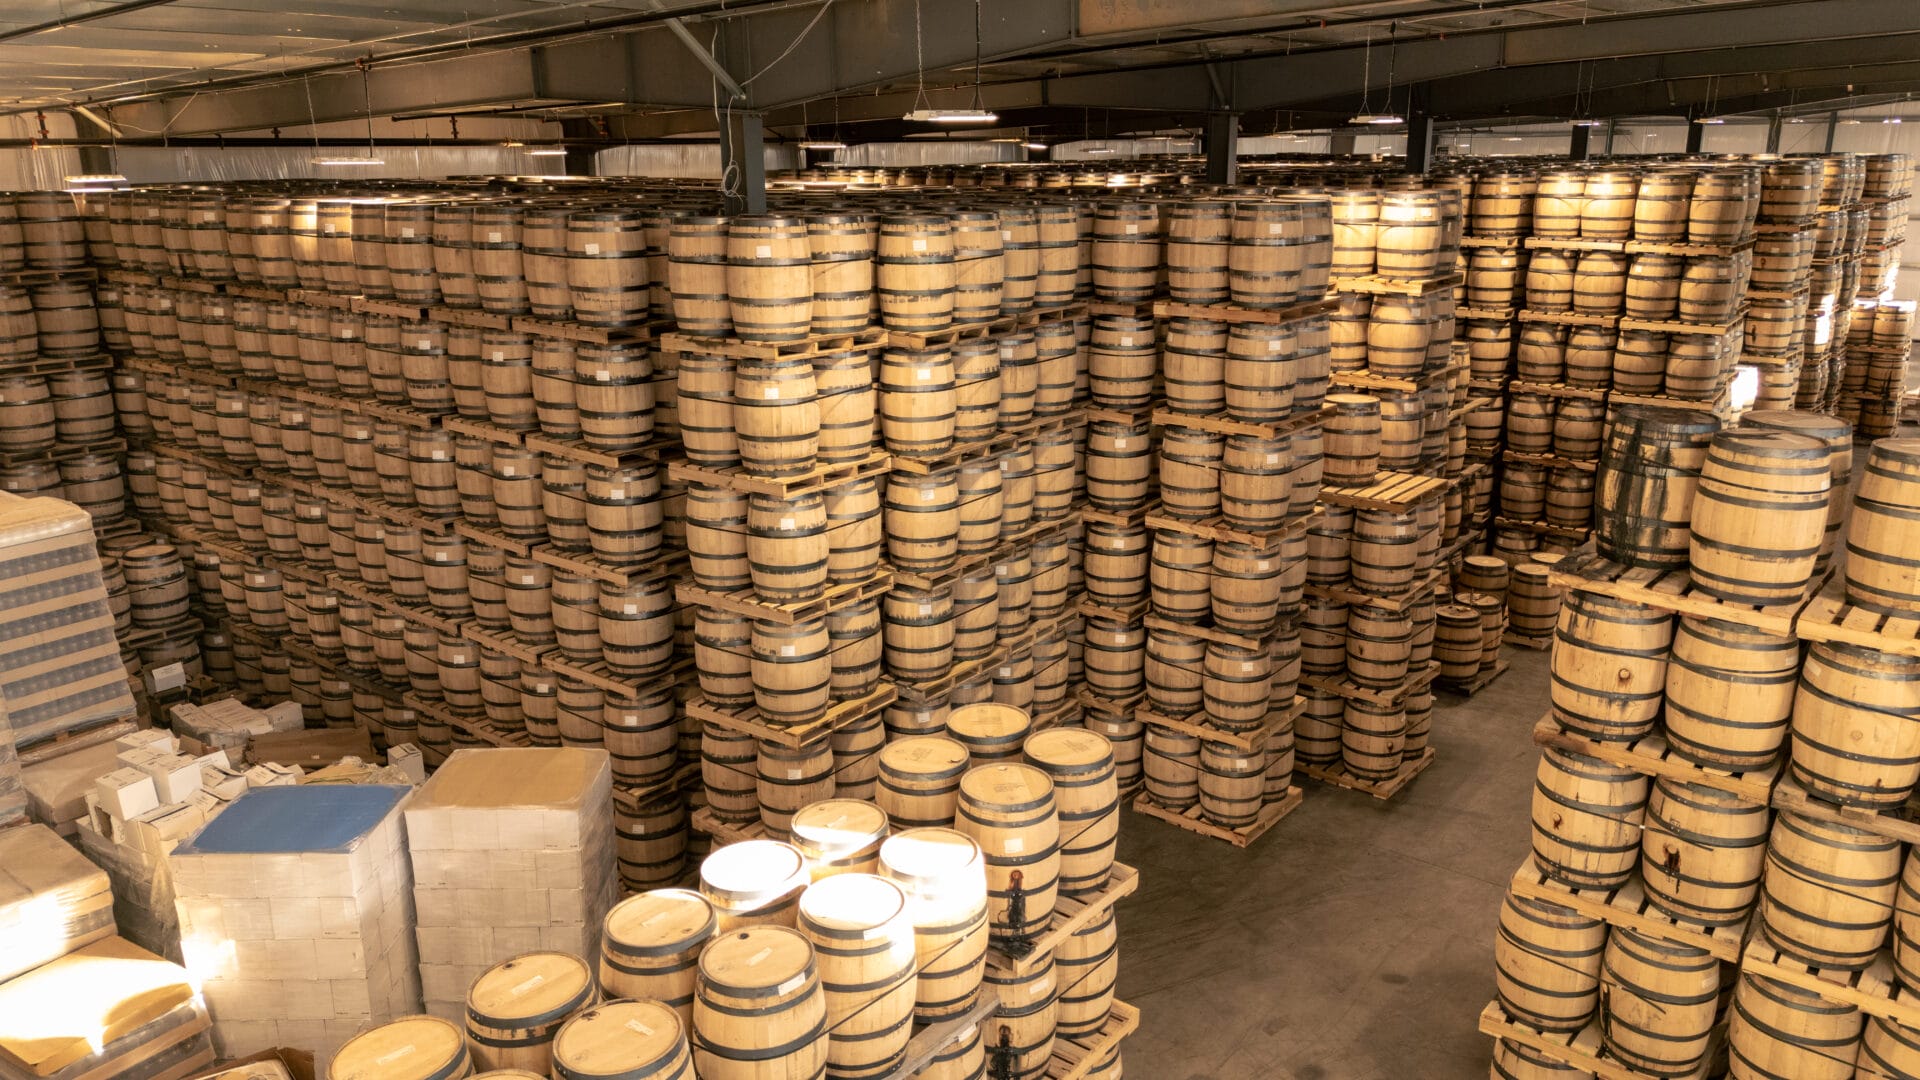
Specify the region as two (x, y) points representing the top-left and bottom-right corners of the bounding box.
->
(93, 766), (159, 821)
(22, 741), (123, 834)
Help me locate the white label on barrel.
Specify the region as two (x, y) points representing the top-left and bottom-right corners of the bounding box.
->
(911, 239), (927, 251)
(323, 224), (336, 234)
(597, 369), (612, 382)
(608, 488), (624, 498)
(916, 366), (934, 381)
(1004, 836), (1025, 853)
(624, 603), (639, 614)
(997, 564), (1010, 574)
(1268, 223), (1282, 235)
(624, 1018), (655, 1036)
(1266, 453), (1281, 464)
(921, 488), (938, 502)
(512, 972), (545, 996)
(779, 517), (794, 529)
(401, 227), (415, 238)
(780, 644), (796, 656)
(763, 386), (779, 398)
(375, 1045), (415, 1065)
(534, 681), (550, 692)
(1124, 224), (1138, 234)
(755, 244), (773, 258)
(488, 231), (503, 242)
(1113, 438), (1129, 449)
(918, 604), (932, 615)
(747, 947), (774, 966)
(585, 243), (601, 255)
(1119, 336), (1134, 347)
(418, 338), (431, 349)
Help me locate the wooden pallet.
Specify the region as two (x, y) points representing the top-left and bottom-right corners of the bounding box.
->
(1519, 309), (1620, 329)
(1738, 942), (1920, 1029)
(1770, 774), (1920, 846)
(1079, 500), (1159, 528)
(1083, 401), (1161, 425)
(1144, 506), (1323, 551)
(510, 313), (662, 345)
(1318, 470), (1451, 510)
(1476, 1001), (1719, 1080)
(1531, 714), (1780, 805)
(523, 431), (670, 470)
(686, 679), (898, 747)
(663, 325), (888, 360)
(1456, 306), (1518, 321)
(453, 520), (544, 558)
(1151, 297), (1340, 325)
(887, 410), (1088, 477)
(1302, 566), (1446, 613)
(1522, 237), (1626, 253)
(1149, 402), (1331, 440)
(16, 717), (139, 766)
(458, 623), (559, 666)
(1509, 379), (1611, 402)
(1450, 395), (1500, 423)
(669, 447), (892, 498)
(988, 863), (1141, 976)
(1793, 577), (1920, 659)
(0, 352), (114, 378)
(676, 571), (892, 625)
(1141, 612), (1288, 653)
(1493, 516), (1592, 542)
(442, 415), (528, 446)
(1331, 359), (1466, 396)
(1623, 238), (1754, 257)
(1607, 382), (1733, 415)
(612, 760), (700, 813)
(1075, 595), (1148, 624)
(889, 512), (1085, 592)
(1547, 554), (1812, 636)
(1505, 860), (1750, 963)
(1085, 296), (1162, 317)
(1329, 272), (1461, 297)
(1129, 787), (1302, 848)
(1439, 657), (1510, 696)
(1300, 745), (1436, 800)
(881, 989), (1005, 1080)
(882, 303), (1087, 350)
(1619, 314), (1746, 337)
(1502, 450), (1598, 472)
(1134, 696), (1306, 753)
(1459, 236), (1523, 249)
(1504, 630), (1553, 651)
(546, 652), (694, 702)
(1042, 1001), (1141, 1080)
(691, 805), (770, 847)
(1300, 660), (1441, 708)
(532, 545), (688, 590)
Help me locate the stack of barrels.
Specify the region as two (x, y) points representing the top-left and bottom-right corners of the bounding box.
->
(1801, 153), (1912, 417)
(1842, 298), (1915, 438)
(1487, 405), (1920, 1075)
(1433, 553), (1556, 687)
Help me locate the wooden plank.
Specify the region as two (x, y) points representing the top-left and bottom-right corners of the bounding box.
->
(612, 760), (700, 814)
(668, 447), (893, 498)
(1318, 470), (1451, 510)
(1549, 553), (1813, 636)
(1738, 943), (1920, 1029)
(510, 314), (659, 345)
(1508, 379), (1611, 402)
(893, 605), (1085, 704)
(687, 679), (899, 747)
(1129, 787), (1302, 848)
(532, 545), (688, 590)
(443, 415), (525, 446)
(1522, 237), (1626, 253)
(1330, 359), (1466, 396)
(524, 431), (670, 470)
(1456, 306), (1518, 320)
(881, 988), (1004, 1080)
(1623, 238), (1754, 257)
(1303, 567), (1446, 613)
(1504, 630), (1553, 652)
(1770, 774), (1920, 846)
(1135, 697), (1305, 753)
(988, 863), (1141, 976)
(1151, 297), (1340, 325)
(691, 805), (770, 846)
(1144, 506), (1322, 550)
(1506, 859), (1750, 963)
(1530, 714), (1779, 805)
(1043, 1001), (1141, 1080)
(1142, 612), (1285, 652)
(1300, 746), (1437, 800)
(1150, 403), (1332, 440)
(1502, 450), (1598, 472)
(1477, 1001), (1718, 1080)
(1459, 236), (1523, 249)
(1079, 500), (1159, 528)
(1794, 577), (1920, 659)
(1328, 272), (1461, 297)
(1518, 309), (1620, 329)
(1495, 516), (1593, 542)
(883, 303), (1086, 351)
(1619, 314), (1745, 337)
(677, 571), (893, 625)
(1075, 595), (1149, 624)
(16, 718), (138, 766)
(1299, 661), (1441, 707)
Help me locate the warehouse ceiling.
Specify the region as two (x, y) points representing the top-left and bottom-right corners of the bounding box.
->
(4, 0), (1918, 142)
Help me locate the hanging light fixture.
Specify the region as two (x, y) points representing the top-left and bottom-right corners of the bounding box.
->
(1349, 27), (1403, 126)
(904, 0), (998, 124)
(307, 68), (384, 167)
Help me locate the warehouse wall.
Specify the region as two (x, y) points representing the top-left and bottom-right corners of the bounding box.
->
(595, 143), (800, 178)
(827, 141), (1025, 166)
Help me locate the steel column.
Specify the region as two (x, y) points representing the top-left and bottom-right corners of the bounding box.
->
(1405, 113), (1435, 174)
(1569, 124), (1591, 159)
(1205, 113), (1239, 185)
(1686, 121), (1705, 152)
(721, 112), (767, 215)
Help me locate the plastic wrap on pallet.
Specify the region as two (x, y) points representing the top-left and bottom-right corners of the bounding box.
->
(0, 494), (137, 748)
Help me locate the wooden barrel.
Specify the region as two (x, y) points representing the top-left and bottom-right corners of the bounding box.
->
(795, 873), (917, 1078)
(789, 799), (889, 880)
(1507, 563), (1560, 639)
(1571, 251), (1627, 316)
(1021, 729), (1118, 896)
(947, 339), (999, 443)
(1346, 604), (1413, 690)
(573, 343), (652, 453)
(731, 355), (821, 477)
(1374, 191), (1443, 280)
(1641, 777), (1770, 928)
(1032, 204), (1079, 307)
(1726, 972), (1863, 1080)
(1229, 198), (1324, 308)
(699, 839), (811, 931)
(691, 925), (828, 1079)
(1843, 439), (1920, 613)
(1473, 173), (1537, 237)
(807, 213), (876, 333)
(1761, 811), (1901, 971)
(1493, 891), (1605, 1032)
(882, 585), (952, 681)
(756, 738), (836, 837)
(1324, 394), (1382, 486)
(1166, 201), (1231, 302)
(1157, 425), (1223, 520)
(1602, 331), (1669, 396)
(1629, 170), (1693, 242)
(876, 215), (955, 333)
(122, 543), (190, 628)
(1581, 171), (1640, 240)
(996, 330), (1038, 427)
(1201, 642), (1271, 733)
(30, 281), (99, 358)
(665, 214), (730, 336)
(1789, 642), (1920, 810)
(328, 1015), (471, 1080)
(876, 735), (970, 829)
(1053, 907), (1117, 1042)
(1090, 201), (1160, 301)
(1622, 253), (1684, 321)
(1219, 435), (1293, 530)
(1196, 740), (1265, 828)
(1366, 295), (1432, 379)
(945, 702), (1029, 764)
(1088, 313), (1156, 408)
(548, 999), (692, 1080)
(884, 472), (958, 573)
(1598, 927), (1720, 1076)
(980, 952), (1058, 1078)
(996, 206), (1040, 312)
(750, 618), (831, 726)
(1549, 589), (1672, 741)
(879, 827), (989, 1023)
(1688, 431), (1829, 605)
(1661, 615), (1798, 771)
(878, 346), (956, 459)
(1490, 1038), (1593, 1079)
(1595, 406), (1722, 568)
(1340, 698), (1405, 781)
(1350, 508), (1421, 599)
(1149, 531), (1212, 623)
(1531, 747), (1648, 888)
(1327, 191), (1380, 276)
(585, 463), (663, 567)
(954, 763), (1060, 942)
(465, 951), (597, 1074)
(566, 209), (649, 327)
(814, 347), (878, 462)
(1525, 250), (1575, 313)
(725, 216), (812, 342)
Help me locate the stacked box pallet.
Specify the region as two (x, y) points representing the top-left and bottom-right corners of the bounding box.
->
(0, 492), (139, 754)
(0, 936), (215, 1080)
(406, 746), (618, 1020)
(169, 783), (419, 1066)
(1481, 397), (1920, 1076)
(0, 823), (115, 981)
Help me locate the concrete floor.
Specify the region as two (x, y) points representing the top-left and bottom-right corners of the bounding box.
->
(1114, 644), (1548, 1080)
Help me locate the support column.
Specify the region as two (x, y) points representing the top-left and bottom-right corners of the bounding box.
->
(68, 110), (113, 177)
(1602, 119), (1617, 157)
(559, 118), (598, 177)
(1825, 111), (1839, 152)
(1686, 120), (1705, 153)
(1405, 113), (1436, 175)
(720, 112), (766, 215)
(1205, 113), (1239, 185)
(1569, 124), (1591, 160)
(1766, 115), (1783, 153)
(1330, 133), (1357, 156)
